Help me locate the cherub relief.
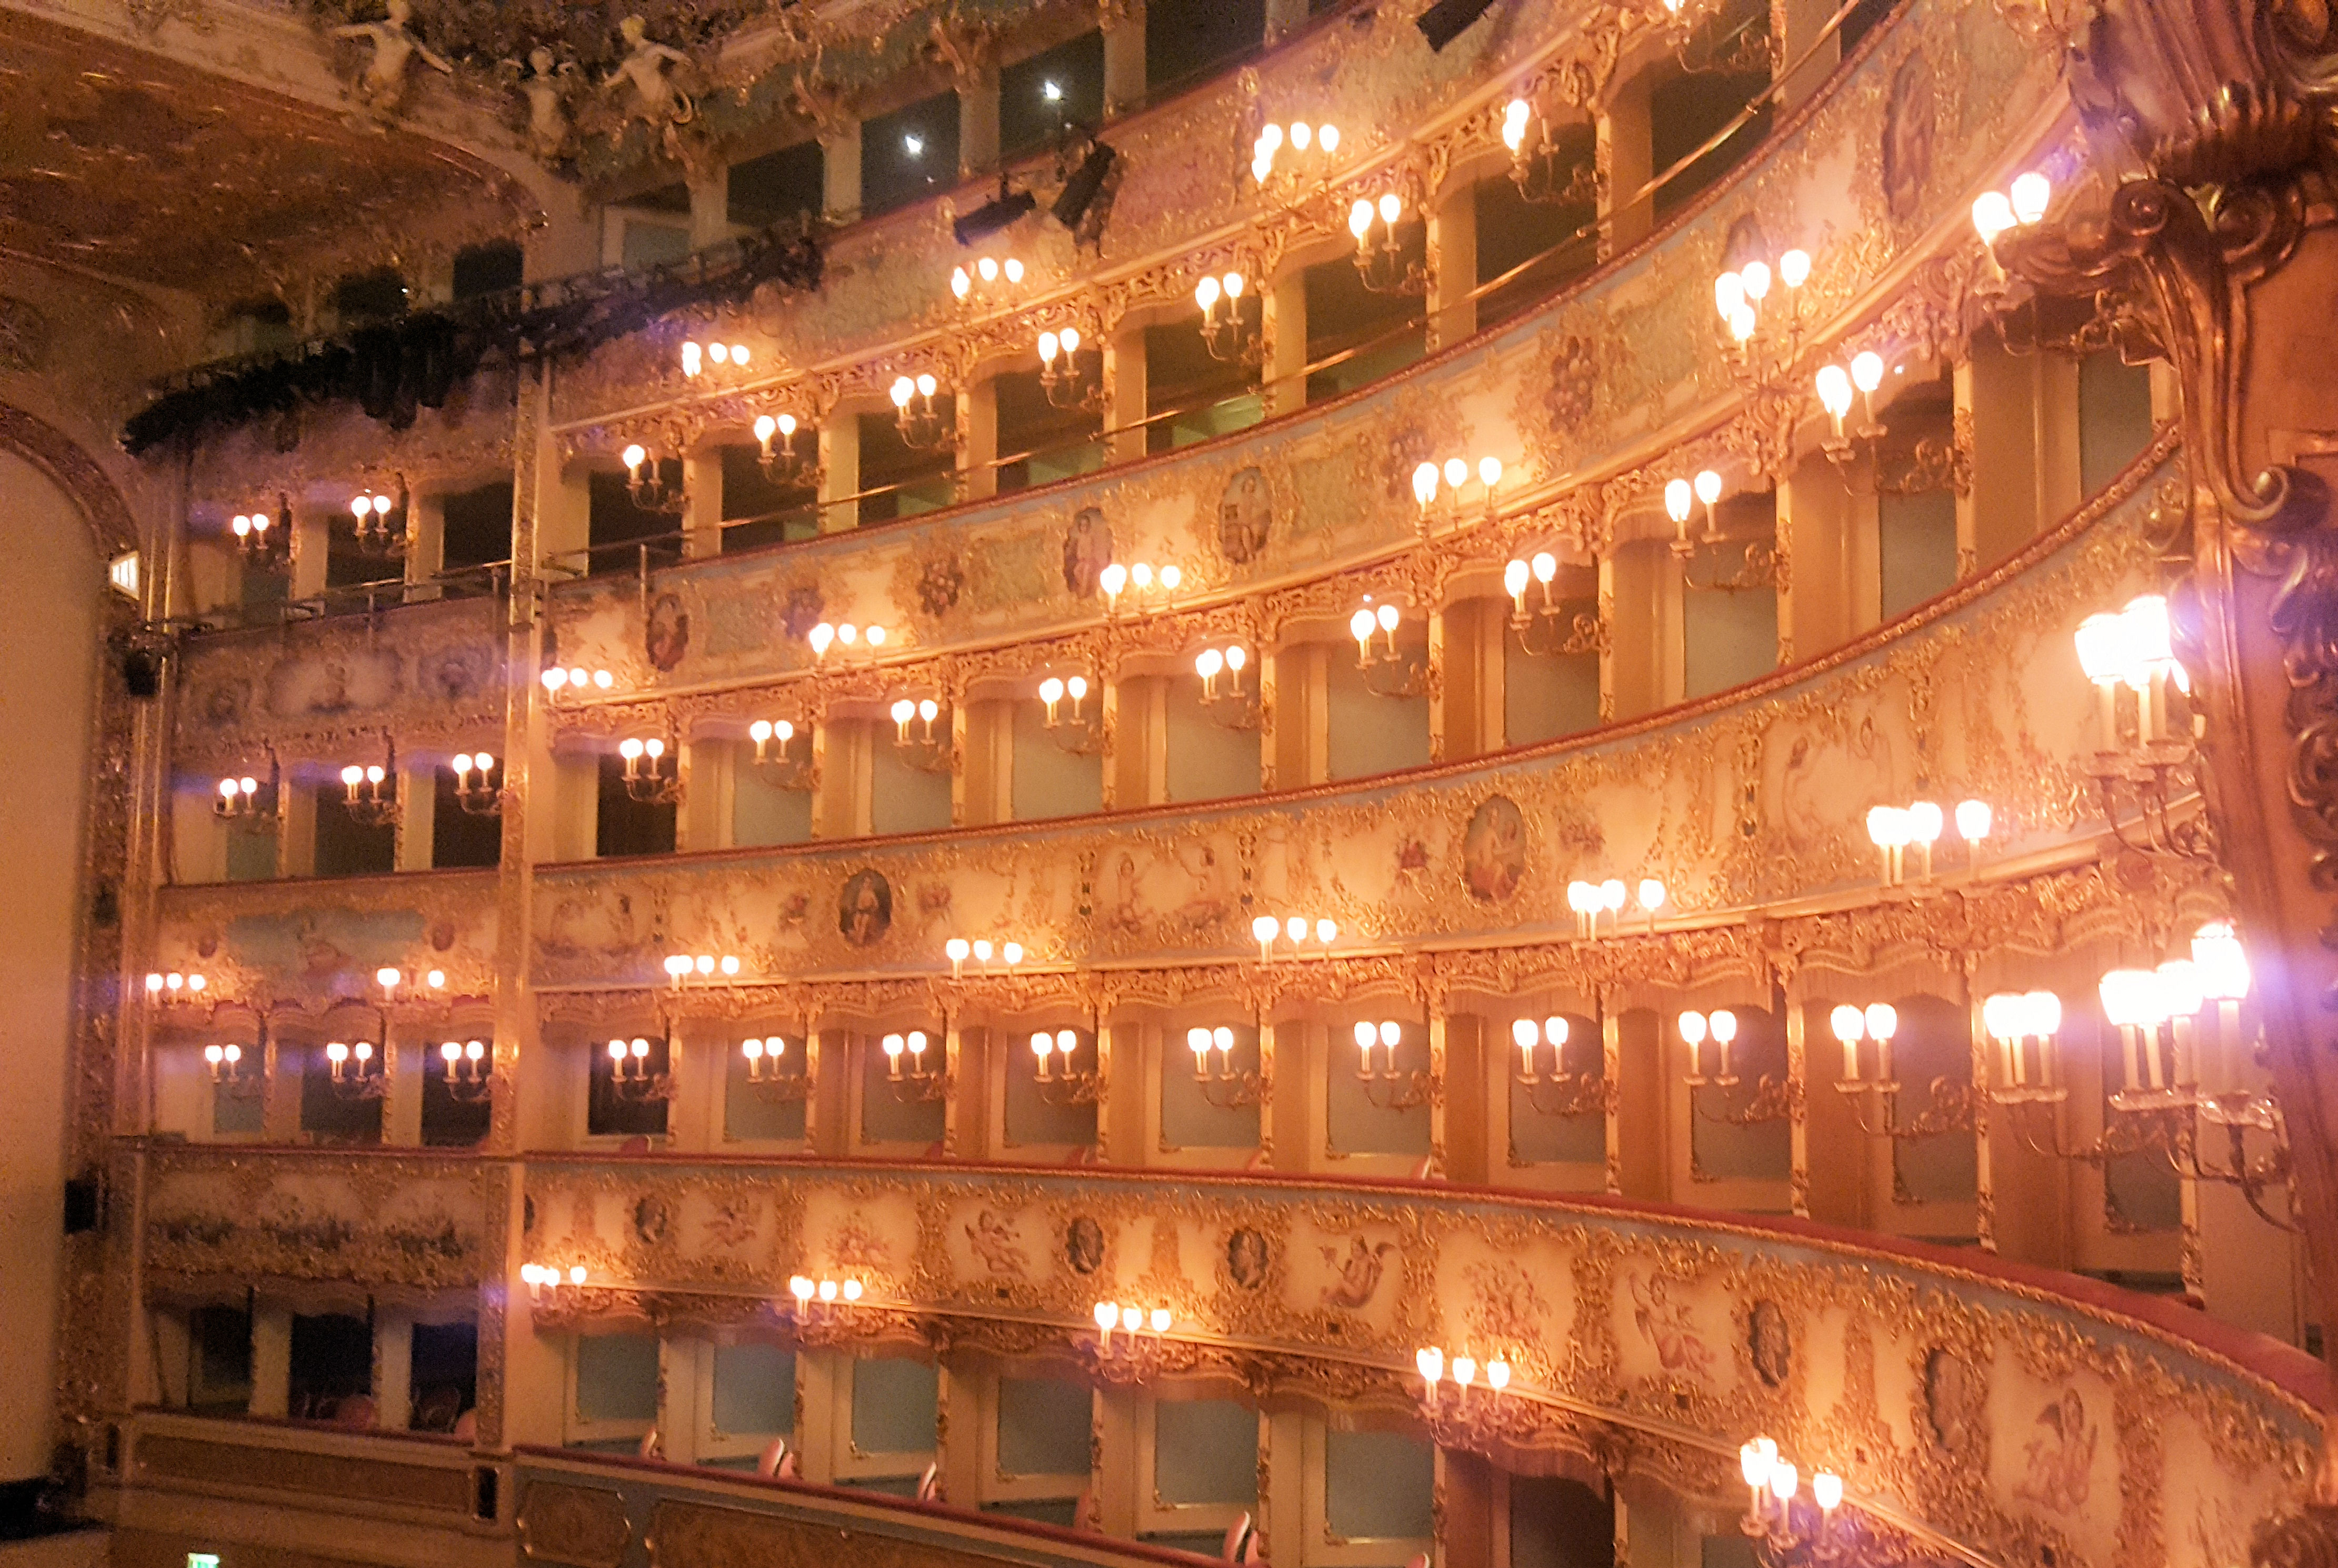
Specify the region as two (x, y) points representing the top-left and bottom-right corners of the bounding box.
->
(1318, 1236), (1396, 1310)
(333, 0), (451, 124)
(602, 15), (698, 159)
(1628, 1273), (1716, 1383)
(966, 1209), (1030, 1276)
(503, 47), (581, 166)
(2014, 1390), (2098, 1514)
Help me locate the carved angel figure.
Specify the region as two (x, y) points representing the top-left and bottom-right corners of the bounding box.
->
(602, 15), (697, 138)
(504, 46), (581, 165)
(1318, 1236), (1395, 1310)
(333, 0), (451, 124)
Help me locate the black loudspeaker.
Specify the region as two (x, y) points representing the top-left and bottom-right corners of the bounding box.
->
(64, 1177), (101, 1234)
(1415, 0), (1495, 50)
(121, 646), (163, 698)
(952, 186), (1036, 246)
(1051, 142), (1117, 232)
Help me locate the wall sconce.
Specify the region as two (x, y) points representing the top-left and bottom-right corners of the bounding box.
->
(2074, 595), (2207, 860)
(741, 1035), (812, 1102)
(1350, 601), (1426, 698)
(145, 971), (209, 1008)
(1566, 878), (1652, 938)
(1738, 1437), (1850, 1565)
(618, 735), (682, 805)
(1501, 97), (1591, 205)
(1712, 246), (1817, 391)
(1185, 1025), (1264, 1109)
(1194, 272), (1257, 364)
(943, 937), (1024, 979)
(681, 339), (751, 378)
(1087, 1301), (1177, 1382)
(1663, 470), (1725, 554)
(1354, 1019), (1432, 1111)
(1864, 799), (1985, 885)
(215, 747), (284, 830)
(747, 718), (816, 791)
(1251, 118), (1339, 184)
(322, 1038), (386, 1100)
(1981, 990), (2064, 1103)
(1970, 171), (2052, 293)
(889, 697), (950, 772)
(437, 1038), (494, 1104)
(1037, 675), (1102, 755)
(752, 412), (820, 487)
(348, 482), (407, 555)
(1411, 455), (1503, 531)
(1831, 1002), (1983, 1140)
(1194, 646), (1260, 730)
(1511, 1016), (1612, 1117)
(1502, 552), (1604, 657)
(1031, 1028), (1104, 1105)
(449, 752), (503, 816)
(663, 953), (744, 990)
(1413, 1345), (1513, 1429)
(888, 374), (952, 453)
(1037, 327), (1103, 413)
(339, 737), (401, 828)
(880, 1030), (947, 1102)
(786, 1274), (867, 1324)
(604, 1035), (675, 1103)
(541, 665), (616, 698)
(1682, 1009), (1795, 1126)
(1814, 353), (1887, 468)
(621, 444), (686, 513)
(807, 621), (890, 664)
(1098, 560), (1181, 616)
(201, 1042), (259, 1097)
(229, 497), (288, 562)
(1251, 914), (1336, 963)
(520, 1263), (590, 1303)
(1348, 192), (1423, 294)
(949, 254), (1025, 303)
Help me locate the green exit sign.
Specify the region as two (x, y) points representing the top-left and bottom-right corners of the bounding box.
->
(187, 1554), (220, 1568)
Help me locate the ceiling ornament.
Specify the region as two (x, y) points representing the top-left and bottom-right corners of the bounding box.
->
(0, 8), (534, 301)
(0, 295), (51, 374)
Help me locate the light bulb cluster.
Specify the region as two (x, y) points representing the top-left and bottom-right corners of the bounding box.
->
(1193, 271), (1252, 362)
(348, 491), (400, 545)
(1971, 171), (2053, 248)
(681, 340), (751, 377)
(1349, 600), (1406, 662)
(228, 507), (278, 554)
(1251, 118), (1339, 182)
(1565, 877), (1663, 938)
(1250, 913), (1336, 962)
(1193, 645), (1249, 698)
(322, 1038), (378, 1083)
(1410, 455), (1503, 517)
(1092, 1300), (1173, 1352)
(889, 695), (944, 746)
(787, 1275), (866, 1309)
(949, 255), (1026, 300)
(1678, 1008), (1740, 1083)
(2074, 593), (2187, 746)
(751, 412), (801, 459)
(806, 620), (890, 662)
(1413, 1345), (1511, 1406)
(747, 718), (801, 761)
(880, 1030), (938, 1082)
(1029, 1028), (1088, 1083)
(943, 936), (1026, 979)
(1037, 674), (1091, 725)
(1813, 351), (1887, 440)
(1185, 1025), (1238, 1076)
(1739, 1436), (1843, 1524)
(2099, 956), (2229, 1094)
(541, 665), (615, 694)
(1348, 189), (1405, 241)
(1097, 560), (1181, 612)
(739, 1035), (791, 1082)
(1979, 990), (2065, 1091)
(663, 953), (743, 988)
(375, 965), (447, 1002)
(1502, 550), (1562, 616)
(216, 773), (269, 820)
(1713, 247), (1812, 343)
(519, 1263), (589, 1295)
(1035, 325), (1083, 366)
(1662, 469), (1726, 547)
(438, 1037), (492, 1090)
(145, 971), (209, 1004)
(200, 1042), (247, 1082)
(1828, 1003), (1899, 1084)
(1352, 1018), (1407, 1077)
(1864, 798), (1990, 884)
(1509, 1016), (1573, 1081)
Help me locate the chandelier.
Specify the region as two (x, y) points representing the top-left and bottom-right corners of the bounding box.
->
(2073, 594), (2209, 860)
(338, 737), (401, 828)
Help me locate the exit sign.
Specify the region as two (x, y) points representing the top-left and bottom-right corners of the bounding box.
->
(188, 1554), (220, 1568)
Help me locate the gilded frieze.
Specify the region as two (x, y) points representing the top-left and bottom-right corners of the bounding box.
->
(512, 1158), (2320, 1568)
(498, 454), (2176, 997)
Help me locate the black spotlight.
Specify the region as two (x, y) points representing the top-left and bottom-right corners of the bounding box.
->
(1415, 0), (1496, 50)
(953, 178), (1037, 246)
(121, 645), (164, 698)
(1051, 140), (1117, 231)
